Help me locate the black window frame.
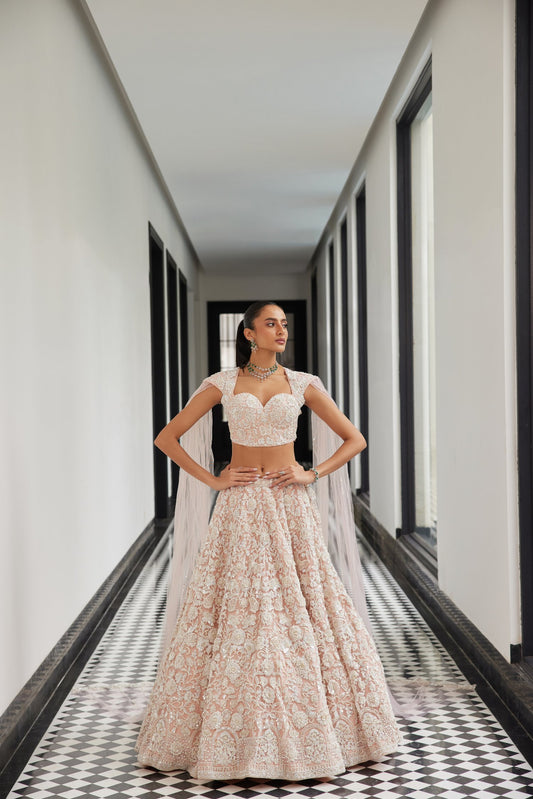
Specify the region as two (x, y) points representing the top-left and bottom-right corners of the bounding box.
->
(166, 251), (180, 501)
(355, 185), (369, 497)
(148, 222), (169, 519)
(516, 0), (533, 661)
(395, 57), (437, 577)
(311, 266), (319, 375)
(340, 215), (350, 416)
(178, 269), (189, 406)
(328, 240), (337, 401)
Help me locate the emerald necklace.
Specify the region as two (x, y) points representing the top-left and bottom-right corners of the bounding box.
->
(246, 361), (279, 381)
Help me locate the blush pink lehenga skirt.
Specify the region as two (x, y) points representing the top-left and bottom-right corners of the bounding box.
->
(135, 479), (403, 781)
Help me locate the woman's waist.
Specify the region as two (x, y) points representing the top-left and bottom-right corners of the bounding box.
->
(229, 442), (296, 475)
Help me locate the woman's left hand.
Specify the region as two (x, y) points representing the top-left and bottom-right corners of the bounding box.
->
(267, 464), (315, 488)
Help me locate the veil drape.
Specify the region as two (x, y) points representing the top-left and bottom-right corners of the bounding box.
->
(160, 370), (476, 720)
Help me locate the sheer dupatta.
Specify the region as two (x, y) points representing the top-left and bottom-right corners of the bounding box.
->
(161, 369), (475, 719)
(308, 374), (475, 716)
(72, 369), (473, 723)
(161, 375), (216, 658)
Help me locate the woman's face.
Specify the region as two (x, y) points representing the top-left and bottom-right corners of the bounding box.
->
(245, 304), (288, 353)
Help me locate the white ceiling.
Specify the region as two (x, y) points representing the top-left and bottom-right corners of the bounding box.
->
(86, 0), (429, 274)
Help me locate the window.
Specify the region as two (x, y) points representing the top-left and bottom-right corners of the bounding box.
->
(356, 186), (369, 496)
(516, 0), (533, 658)
(219, 313), (243, 372)
(311, 268), (319, 374)
(328, 240), (336, 400)
(411, 93), (436, 550)
(396, 58), (437, 569)
(340, 217), (349, 415)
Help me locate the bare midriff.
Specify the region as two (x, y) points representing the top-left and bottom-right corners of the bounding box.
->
(230, 442), (297, 476)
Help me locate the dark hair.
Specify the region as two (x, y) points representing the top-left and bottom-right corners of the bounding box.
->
(235, 300), (283, 368)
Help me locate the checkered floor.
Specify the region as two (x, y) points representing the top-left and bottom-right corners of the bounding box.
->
(7, 528), (533, 799)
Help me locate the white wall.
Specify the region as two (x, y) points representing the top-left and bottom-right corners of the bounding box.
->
(0, 0), (200, 712)
(310, 0), (519, 660)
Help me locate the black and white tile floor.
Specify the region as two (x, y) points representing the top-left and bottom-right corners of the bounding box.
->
(7, 530), (533, 799)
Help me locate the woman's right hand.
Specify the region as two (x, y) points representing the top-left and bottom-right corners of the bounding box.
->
(212, 465), (259, 490)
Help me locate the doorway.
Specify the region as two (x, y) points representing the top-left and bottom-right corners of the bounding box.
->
(207, 300), (308, 463)
(516, 0), (533, 662)
(148, 223), (168, 519)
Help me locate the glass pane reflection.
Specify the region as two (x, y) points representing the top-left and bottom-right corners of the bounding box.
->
(411, 93), (437, 550)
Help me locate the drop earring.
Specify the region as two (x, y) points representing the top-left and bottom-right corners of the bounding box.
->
(249, 339), (257, 351)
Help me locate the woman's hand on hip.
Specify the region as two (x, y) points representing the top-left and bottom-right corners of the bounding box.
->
(212, 465), (259, 490)
(267, 464), (315, 488)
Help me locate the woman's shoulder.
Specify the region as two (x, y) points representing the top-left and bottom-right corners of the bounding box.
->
(284, 366), (318, 384)
(205, 367), (238, 379)
(203, 367), (239, 391)
(284, 367), (321, 402)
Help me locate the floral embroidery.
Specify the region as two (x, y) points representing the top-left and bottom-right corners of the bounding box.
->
(208, 711), (223, 729)
(230, 712), (244, 731)
(293, 709), (308, 729)
(204, 367), (316, 448)
(135, 480), (403, 779)
(213, 730), (237, 764)
(225, 660), (242, 683)
(304, 728), (328, 760)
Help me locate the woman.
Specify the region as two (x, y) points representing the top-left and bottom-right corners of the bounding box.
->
(135, 300), (404, 780)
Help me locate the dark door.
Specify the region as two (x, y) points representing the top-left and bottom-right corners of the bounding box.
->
(207, 300), (309, 464)
(179, 270), (189, 405)
(356, 186), (370, 496)
(516, 0), (533, 661)
(148, 224), (168, 519)
(166, 252), (180, 503)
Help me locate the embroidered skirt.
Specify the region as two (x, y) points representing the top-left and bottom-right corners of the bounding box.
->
(135, 480), (403, 780)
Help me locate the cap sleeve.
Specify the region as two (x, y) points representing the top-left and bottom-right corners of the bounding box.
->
(285, 368), (316, 405)
(191, 368), (238, 402)
(203, 371), (226, 393)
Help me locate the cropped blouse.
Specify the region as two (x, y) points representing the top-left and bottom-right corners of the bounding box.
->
(205, 366), (315, 447)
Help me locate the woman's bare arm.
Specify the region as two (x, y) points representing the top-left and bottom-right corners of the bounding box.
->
(268, 383), (367, 488)
(154, 385), (221, 488)
(303, 383), (367, 478)
(154, 384), (258, 490)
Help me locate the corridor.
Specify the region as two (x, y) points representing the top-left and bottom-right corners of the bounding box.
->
(3, 0), (533, 795)
(6, 528), (533, 799)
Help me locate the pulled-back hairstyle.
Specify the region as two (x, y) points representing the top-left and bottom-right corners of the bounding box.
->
(235, 300), (282, 368)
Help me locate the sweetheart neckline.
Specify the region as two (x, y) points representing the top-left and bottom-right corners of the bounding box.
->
(231, 391), (297, 409)
(230, 367), (296, 409)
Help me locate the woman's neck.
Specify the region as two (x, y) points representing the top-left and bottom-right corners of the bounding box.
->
(247, 350), (277, 369)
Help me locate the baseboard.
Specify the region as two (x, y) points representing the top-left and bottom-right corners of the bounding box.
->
(353, 495), (533, 766)
(0, 516), (170, 794)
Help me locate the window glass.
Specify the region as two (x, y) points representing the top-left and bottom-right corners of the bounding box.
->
(411, 92), (437, 550)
